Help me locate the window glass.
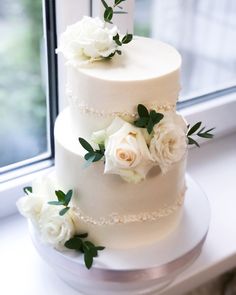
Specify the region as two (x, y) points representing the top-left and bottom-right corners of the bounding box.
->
(0, 0), (47, 168)
(134, 0), (236, 100)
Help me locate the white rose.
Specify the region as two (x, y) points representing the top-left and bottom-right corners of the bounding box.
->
(56, 16), (118, 65)
(16, 193), (44, 228)
(149, 113), (187, 173)
(104, 117), (153, 183)
(16, 175), (55, 228)
(39, 204), (75, 249)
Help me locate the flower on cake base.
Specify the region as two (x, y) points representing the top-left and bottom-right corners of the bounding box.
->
(149, 113), (187, 173)
(103, 117), (154, 183)
(39, 204), (75, 250)
(17, 175), (76, 249)
(56, 16), (119, 66)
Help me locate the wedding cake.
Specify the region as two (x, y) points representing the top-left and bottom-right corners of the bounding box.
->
(17, 3), (214, 270)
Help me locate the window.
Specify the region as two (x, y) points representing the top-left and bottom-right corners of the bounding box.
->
(0, 0), (58, 181)
(134, 0), (236, 101)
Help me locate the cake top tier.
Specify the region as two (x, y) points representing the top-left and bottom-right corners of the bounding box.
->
(73, 37), (181, 82)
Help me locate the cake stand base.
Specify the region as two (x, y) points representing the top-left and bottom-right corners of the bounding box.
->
(30, 174), (210, 295)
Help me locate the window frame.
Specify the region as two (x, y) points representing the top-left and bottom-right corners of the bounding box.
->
(0, 0), (92, 218)
(0, 0), (58, 183)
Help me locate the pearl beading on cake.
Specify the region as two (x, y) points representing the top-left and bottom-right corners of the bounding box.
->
(73, 187), (186, 226)
(66, 88), (176, 118)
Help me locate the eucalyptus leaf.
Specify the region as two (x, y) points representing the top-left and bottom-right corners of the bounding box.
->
(64, 190), (73, 206)
(122, 33), (133, 44)
(93, 153), (104, 162)
(84, 241), (97, 257)
(188, 137), (200, 147)
(134, 117), (149, 127)
(101, 0), (109, 9)
(95, 246), (105, 251)
(147, 118), (154, 134)
(59, 207), (70, 216)
(137, 104), (149, 118)
(113, 34), (122, 46)
(188, 122), (202, 136)
(65, 237), (82, 250)
(104, 7), (113, 22)
(115, 0), (126, 5)
(55, 190), (65, 202)
(197, 133), (214, 139)
(76, 233), (88, 239)
(150, 111), (164, 125)
(23, 186), (32, 195)
(113, 11), (127, 14)
(48, 201), (65, 206)
(84, 250), (93, 269)
(79, 137), (94, 153)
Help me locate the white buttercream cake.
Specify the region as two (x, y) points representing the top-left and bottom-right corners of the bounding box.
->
(53, 35), (187, 249)
(17, 16), (190, 254)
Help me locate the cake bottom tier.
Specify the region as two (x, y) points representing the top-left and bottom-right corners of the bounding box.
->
(54, 108), (187, 249)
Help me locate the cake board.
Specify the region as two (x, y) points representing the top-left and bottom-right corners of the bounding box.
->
(30, 174), (210, 295)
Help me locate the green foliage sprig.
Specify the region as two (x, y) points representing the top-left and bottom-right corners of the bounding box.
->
(134, 104), (164, 134)
(101, 0), (133, 58)
(79, 137), (105, 165)
(187, 122), (215, 147)
(48, 190), (73, 216)
(23, 186), (33, 195)
(65, 233), (105, 269)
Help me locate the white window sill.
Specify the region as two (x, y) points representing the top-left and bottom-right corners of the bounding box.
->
(1, 132), (236, 295)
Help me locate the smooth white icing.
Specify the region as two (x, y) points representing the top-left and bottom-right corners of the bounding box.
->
(67, 36), (181, 139)
(54, 108), (187, 248)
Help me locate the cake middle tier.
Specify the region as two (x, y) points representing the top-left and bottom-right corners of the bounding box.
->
(54, 108), (187, 248)
(66, 36), (181, 139)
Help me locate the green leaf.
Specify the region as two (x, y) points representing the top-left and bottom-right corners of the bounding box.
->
(55, 190), (65, 202)
(65, 237), (82, 250)
(64, 190), (73, 206)
(147, 118), (154, 134)
(101, 0), (109, 9)
(104, 7), (113, 22)
(75, 233), (88, 239)
(23, 186), (32, 195)
(95, 246), (105, 251)
(93, 152), (104, 162)
(188, 137), (200, 147)
(115, 0), (126, 6)
(134, 117), (149, 128)
(84, 241), (97, 257)
(84, 250), (93, 269)
(122, 33), (133, 44)
(83, 153), (96, 168)
(197, 133), (214, 139)
(79, 137), (94, 153)
(150, 110), (164, 125)
(137, 104), (149, 118)
(113, 11), (128, 14)
(116, 50), (122, 55)
(188, 122), (202, 136)
(113, 34), (122, 46)
(48, 201), (65, 206)
(59, 207), (70, 216)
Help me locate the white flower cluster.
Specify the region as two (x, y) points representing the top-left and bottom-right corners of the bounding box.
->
(16, 177), (75, 249)
(56, 16), (119, 66)
(92, 114), (187, 183)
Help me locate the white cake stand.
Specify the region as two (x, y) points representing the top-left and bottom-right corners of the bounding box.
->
(30, 174), (210, 295)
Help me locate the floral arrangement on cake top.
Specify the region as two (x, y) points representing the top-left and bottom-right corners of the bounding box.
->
(56, 0), (133, 65)
(79, 104), (214, 183)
